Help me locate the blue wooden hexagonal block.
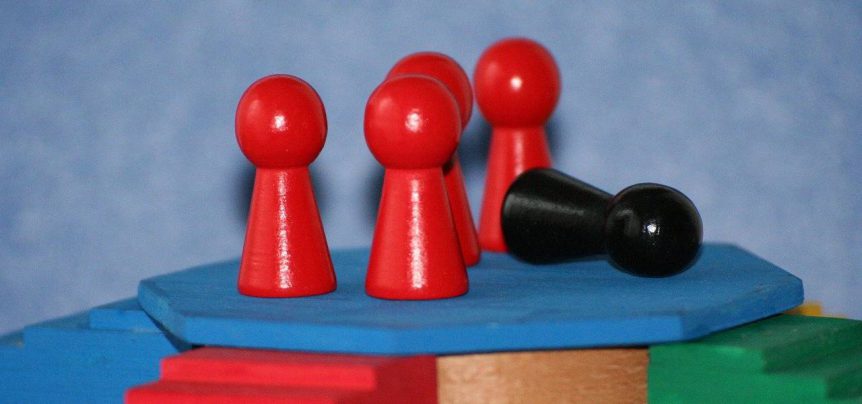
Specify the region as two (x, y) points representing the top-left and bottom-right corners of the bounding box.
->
(137, 244), (803, 355)
(0, 299), (189, 403)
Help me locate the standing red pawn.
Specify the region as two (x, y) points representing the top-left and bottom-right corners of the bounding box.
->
(364, 75), (468, 300)
(234, 75), (336, 297)
(387, 52), (481, 267)
(474, 38), (561, 252)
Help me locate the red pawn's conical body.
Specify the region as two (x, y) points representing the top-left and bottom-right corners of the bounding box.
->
(443, 155), (481, 265)
(388, 52), (481, 267)
(479, 127), (552, 251)
(364, 75), (468, 300)
(474, 38), (561, 252)
(235, 75), (336, 297)
(366, 169), (467, 299)
(239, 167), (335, 297)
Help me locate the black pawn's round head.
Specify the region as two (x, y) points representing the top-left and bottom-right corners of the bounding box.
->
(604, 184), (703, 277)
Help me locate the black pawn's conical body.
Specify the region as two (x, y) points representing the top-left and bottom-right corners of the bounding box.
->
(502, 168), (703, 277)
(502, 169), (612, 262)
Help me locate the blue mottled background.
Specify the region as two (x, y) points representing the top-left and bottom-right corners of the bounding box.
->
(1, 1), (860, 334)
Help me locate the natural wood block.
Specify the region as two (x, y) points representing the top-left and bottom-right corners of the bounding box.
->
(436, 348), (648, 404)
(786, 301), (825, 317)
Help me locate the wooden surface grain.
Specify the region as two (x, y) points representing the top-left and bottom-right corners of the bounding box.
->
(437, 348), (648, 403)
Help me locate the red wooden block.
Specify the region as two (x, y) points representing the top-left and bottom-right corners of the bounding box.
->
(127, 382), (362, 404)
(388, 52), (482, 267)
(474, 38), (560, 252)
(126, 347), (437, 404)
(363, 75), (468, 300)
(234, 75), (336, 298)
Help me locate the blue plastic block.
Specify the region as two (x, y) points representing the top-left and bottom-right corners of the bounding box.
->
(88, 298), (163, 332)
(138, 243), (804, 355)
(0, 298), (187, 404)
(0, 332), (24, 349)
(0, 333), (24, 371)
(22, 313), (183, 364)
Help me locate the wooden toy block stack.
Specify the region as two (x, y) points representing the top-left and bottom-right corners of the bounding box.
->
(1, 37), (859, 403)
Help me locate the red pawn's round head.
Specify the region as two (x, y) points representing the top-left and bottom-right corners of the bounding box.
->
(474, 38), (561, 127)
(387, 52), (473, 129)
(365, 75), (460, 169)
(235, 75), (327, 168)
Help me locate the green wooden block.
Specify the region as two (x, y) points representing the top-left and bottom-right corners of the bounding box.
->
(651, 315), (862, 372)
(649, 315), (862, 403)
(651, 348), (862, 403)
(650, 385), (862, 404)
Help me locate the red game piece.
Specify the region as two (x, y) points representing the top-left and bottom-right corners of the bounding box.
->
(126, 347), (437, 403)
(387, 52), (481, 267)
(234, 75), (336, 297)
(364, 75), (468, 300)
(474, 38), (561, 252)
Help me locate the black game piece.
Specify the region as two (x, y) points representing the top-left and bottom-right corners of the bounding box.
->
(502, 168), (703, 277)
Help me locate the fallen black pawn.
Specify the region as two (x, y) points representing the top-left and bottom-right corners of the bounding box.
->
(502, 168), (703, 277)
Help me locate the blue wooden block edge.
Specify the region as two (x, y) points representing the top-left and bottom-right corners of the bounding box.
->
(138, 243), (804, 355)
(88, 298), (163, 332)
(0, 299), (187, 402)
